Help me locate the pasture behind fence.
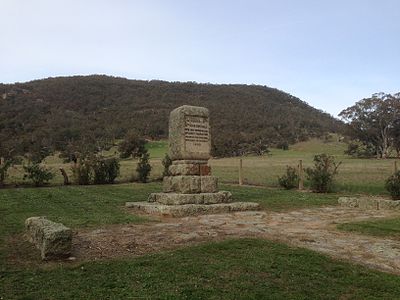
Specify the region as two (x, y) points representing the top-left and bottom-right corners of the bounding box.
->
(210, 157), (399, 194)
(3, 154), (400, 195)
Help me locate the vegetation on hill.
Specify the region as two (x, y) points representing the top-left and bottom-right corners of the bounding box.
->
(0, 75), (342, 160)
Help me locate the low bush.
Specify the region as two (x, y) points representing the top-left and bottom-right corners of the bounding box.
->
(306, 154), (341, 193)
(23, 163), (54, 187)
(92, 157), (120, 184)
(71, 158), (93, 185)
(136, 149), (152, 183)
(385, 171), (400, 200)
(278, 166), (299, 189)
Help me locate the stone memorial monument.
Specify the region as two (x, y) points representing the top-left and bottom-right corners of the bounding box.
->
(126, 105), (259, 217)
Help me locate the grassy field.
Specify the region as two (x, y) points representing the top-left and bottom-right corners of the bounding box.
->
(5, 138), (400, 195)
(0, 183), (336, 270)
(212, 139), (398, 195)
(338, 218), (400, 238)
(1, 183), (400, 299)
(0, 183), (335, 241)
(3, 238), (400, 299)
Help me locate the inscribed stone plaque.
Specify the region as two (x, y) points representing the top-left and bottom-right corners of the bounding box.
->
(184, 115), (209, 153)
(169, 105), (211, 160)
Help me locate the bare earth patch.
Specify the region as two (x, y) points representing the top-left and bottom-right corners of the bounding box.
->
(68, 207), (400, 275)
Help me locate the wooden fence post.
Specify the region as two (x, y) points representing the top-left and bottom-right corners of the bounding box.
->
(298, 159), (304, 190)
(239, 158), (243, 185)
(394, 161), (398, 173)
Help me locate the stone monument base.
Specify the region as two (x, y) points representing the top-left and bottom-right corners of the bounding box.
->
(126, 190), (260, 217)
(148, 191), (232, 205)
(125, 201), (260, 217)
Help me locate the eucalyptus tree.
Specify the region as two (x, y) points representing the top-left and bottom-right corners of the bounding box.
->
(339, 93), (400, 158)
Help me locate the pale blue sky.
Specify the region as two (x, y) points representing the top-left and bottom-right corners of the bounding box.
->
(1, 0), (399, 116)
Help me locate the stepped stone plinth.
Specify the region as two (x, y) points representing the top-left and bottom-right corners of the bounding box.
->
(125, 105), (260, 217)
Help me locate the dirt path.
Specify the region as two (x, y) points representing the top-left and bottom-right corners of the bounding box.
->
(73, 207), (400, 275)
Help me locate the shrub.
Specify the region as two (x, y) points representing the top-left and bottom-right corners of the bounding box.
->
(71, 158), (92, 185)
(23, 163), (54, 187)
(136, 149), (152, 183)
(385, 171), (400, 200)
(344, 141), (376, 158)
(278, 166), (299, 189)
(92, 157), (120, 184)
(305, 154), (341, 193)
(162, 153), (172, 177)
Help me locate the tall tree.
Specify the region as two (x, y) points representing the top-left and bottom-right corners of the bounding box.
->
(339, 93), (400, 158)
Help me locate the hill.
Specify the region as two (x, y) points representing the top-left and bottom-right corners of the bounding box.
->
(0, 75), (342, 157)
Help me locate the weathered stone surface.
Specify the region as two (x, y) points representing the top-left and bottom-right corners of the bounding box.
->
(163, 176), (201, 193)
(338, 197), (359, 208)
(379, 199), (400, 210)
(149, 192), (203, 204)
(199, 165), (211, 176)
(25, 217), (72, 260)
(172, 160), (208, 165)
(338, 196), (400, 210)
(203, 191), (232, 203)
(201, 176), (218, 193)
(169, 106), (211, 161)
(358, 198), (379, 210)
(169, 163), (201, 176)
(125, 201), (260, 217)
(147, 191), (232, 205)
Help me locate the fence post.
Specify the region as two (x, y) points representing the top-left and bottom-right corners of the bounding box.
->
(394, 161), (398, 173)
(239, 158), (243, 185)
(298, 159), (304, 190)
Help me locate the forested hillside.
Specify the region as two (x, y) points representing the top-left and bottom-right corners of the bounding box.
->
(0, 75), (342, 157)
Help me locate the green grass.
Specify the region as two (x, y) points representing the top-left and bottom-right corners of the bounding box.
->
(0, 183), (334, 241)
(211, 138), (397, 195)
(2, 136), (400, 298)
(146, 140), (168, 159)
(338, 218), (400, 238)
(1, 181), (399, 299)
(0, 183), (160, 239)
(2, 238), (400, 299)
(0, 183), (336, 268)
(223, 184), (337, 210)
